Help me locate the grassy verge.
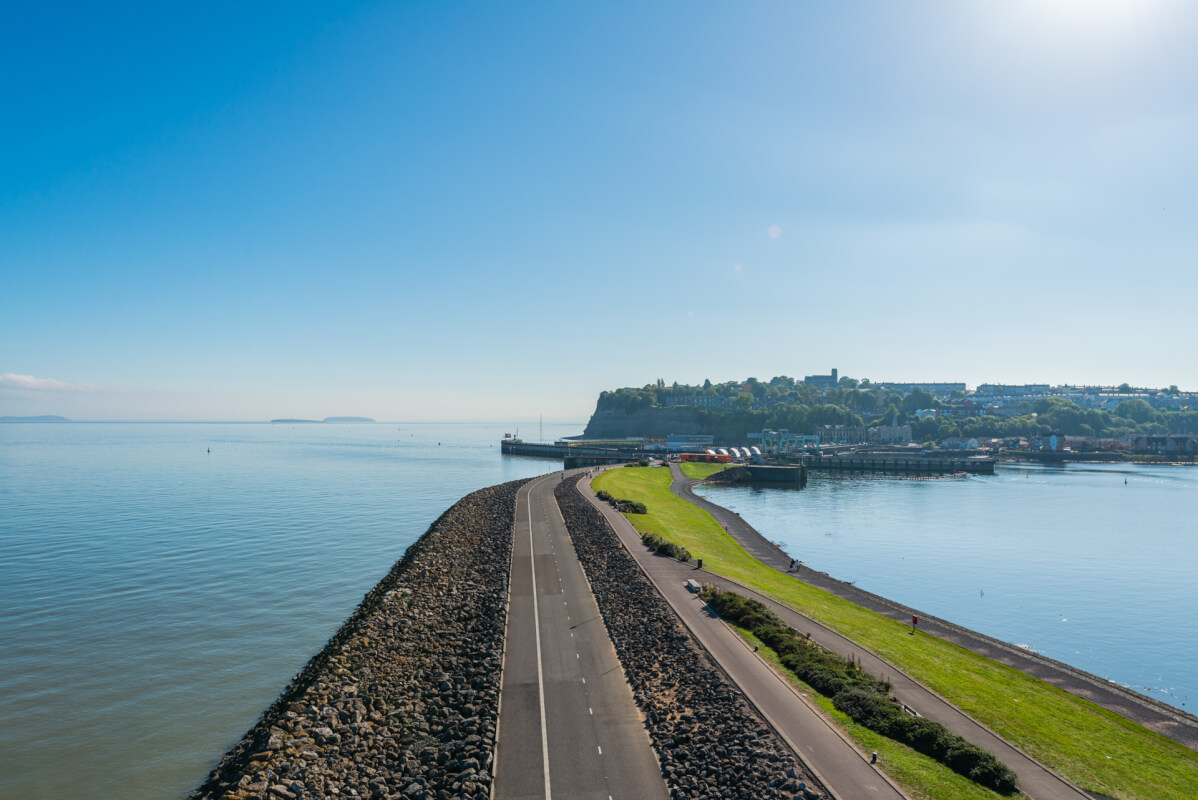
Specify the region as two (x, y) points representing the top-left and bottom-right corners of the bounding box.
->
(678, 461), (733, 479)
(592, 466), (1198, 800)
(736, 628), (1004, 800)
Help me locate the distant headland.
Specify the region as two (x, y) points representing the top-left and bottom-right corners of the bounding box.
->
(270, 416), (375, 424)
(0, 415), (70, 422)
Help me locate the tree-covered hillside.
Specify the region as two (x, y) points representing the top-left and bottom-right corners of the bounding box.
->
(584, 377), (1198, 443)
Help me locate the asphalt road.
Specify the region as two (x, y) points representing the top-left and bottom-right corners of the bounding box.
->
(492, 472), (668, 800)
(579, 473), (906, 800)
(663, 464), (1091, 800)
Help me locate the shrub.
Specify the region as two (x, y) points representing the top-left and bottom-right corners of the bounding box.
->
(641, 532), (692, 562)
(703, 588), (1019, 794)
(619, 500), (648, 514)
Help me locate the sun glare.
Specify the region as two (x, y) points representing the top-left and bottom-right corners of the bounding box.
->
(1010, 0), (1170, 39)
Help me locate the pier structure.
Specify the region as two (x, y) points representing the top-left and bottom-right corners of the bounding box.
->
(804, 453), (996, 475)
(500, 438), (651, 461)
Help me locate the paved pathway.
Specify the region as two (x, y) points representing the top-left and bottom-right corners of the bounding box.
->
(672, 463), (1198, 752)
(580, 474), (906, 800)
(493, 472), (668, 800)
(607, 465), (1088, 800)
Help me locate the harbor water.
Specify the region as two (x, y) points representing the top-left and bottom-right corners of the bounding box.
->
(695, 461), (1198, 713)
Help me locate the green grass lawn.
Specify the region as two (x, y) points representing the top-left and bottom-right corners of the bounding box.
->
(677, 461), (733, 479)
(592, 466), (1198, 800)
(736, 628), (1004, 800)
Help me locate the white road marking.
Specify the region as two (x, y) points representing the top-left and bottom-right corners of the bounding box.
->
(526, 484), (552, 800)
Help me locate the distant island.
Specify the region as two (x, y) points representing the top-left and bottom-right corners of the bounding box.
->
(270, 417), (375, 424)
(0, 415), (70, 422)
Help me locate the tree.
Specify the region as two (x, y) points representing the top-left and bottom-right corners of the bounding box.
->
(838, 376), (860, 390)
(1167, 385), (1180, 395)
(901, 388), (938, 410)
(882, 403), (899, 426)
(744, 378), (767, 398)
(1033, 397), (1076, 416)
(1117, 383), (1132, 393)
(1115, 399), (1155, 425)
(703, 378), (712, 390)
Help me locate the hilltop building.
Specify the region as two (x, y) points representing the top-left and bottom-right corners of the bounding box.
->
(803, 368), (838, 390)
(875, 381), (966, 397)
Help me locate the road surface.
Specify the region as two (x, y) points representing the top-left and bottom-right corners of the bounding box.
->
(493, 472), (668, 800)
(580, 473), (906, 800)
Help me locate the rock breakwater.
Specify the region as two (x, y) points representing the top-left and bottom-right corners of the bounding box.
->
(190, 479), (526, 800)
(554, 476), (826, 800)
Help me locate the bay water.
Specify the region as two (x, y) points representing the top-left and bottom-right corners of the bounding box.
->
(695, 462), (1198, 713)
(0, 422), (576, 800)
(3, 425), (1196, 800)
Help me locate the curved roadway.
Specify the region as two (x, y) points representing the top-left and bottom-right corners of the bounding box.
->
(664, 464), (1094, 799)
(672, 463), (1198, 752)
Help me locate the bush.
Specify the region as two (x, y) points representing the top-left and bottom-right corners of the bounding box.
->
(641, 532), (692, 562)
(596, 490), (612, 502)
(703, 588), (1019, 794)
(619, 500), (648, 514)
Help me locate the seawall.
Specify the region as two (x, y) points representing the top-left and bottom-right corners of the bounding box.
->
(190, 478), (527, 800)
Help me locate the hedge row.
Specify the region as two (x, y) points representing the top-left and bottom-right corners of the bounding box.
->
(594, 489), (647, 514)
(641, 531), (692, 562)
(702, 589), (1019, 795)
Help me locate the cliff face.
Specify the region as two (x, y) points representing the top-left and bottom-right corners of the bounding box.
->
(583, 406), (714, 439)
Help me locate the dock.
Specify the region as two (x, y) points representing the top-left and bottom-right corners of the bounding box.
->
(803, 453), (996, 475)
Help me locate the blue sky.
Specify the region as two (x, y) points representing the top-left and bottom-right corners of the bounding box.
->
(3, 1), (1196, 420)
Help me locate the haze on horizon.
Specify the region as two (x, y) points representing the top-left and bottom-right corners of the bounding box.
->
(3, 1), (1196, 422)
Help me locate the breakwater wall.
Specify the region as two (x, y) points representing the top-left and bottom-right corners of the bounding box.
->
(805, 454), (996, 475)
(705, 465), (806, 488)
(190, 479), (525, 800)
(501, 439), (650, 461)
(555, 476), (826, 799)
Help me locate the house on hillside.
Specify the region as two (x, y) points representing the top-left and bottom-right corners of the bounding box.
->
(1131, 434), (1198, 456)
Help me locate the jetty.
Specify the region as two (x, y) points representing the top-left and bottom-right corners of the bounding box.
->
(501, 437), (663, 469)
(803, 452), (996, 475)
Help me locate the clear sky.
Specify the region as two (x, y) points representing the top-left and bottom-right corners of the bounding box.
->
(3, 1), (1196, 421)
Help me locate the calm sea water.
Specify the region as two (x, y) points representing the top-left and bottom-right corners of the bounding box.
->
(696, 462), (1198, 713)
(0, 422), (577, 800)
(4, 430), (1196, 800)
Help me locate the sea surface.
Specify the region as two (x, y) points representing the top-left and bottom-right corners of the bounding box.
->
(0, 421), (577, 800)
(695, 461), (1198, 713)
(3, 428), (1196, 800)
